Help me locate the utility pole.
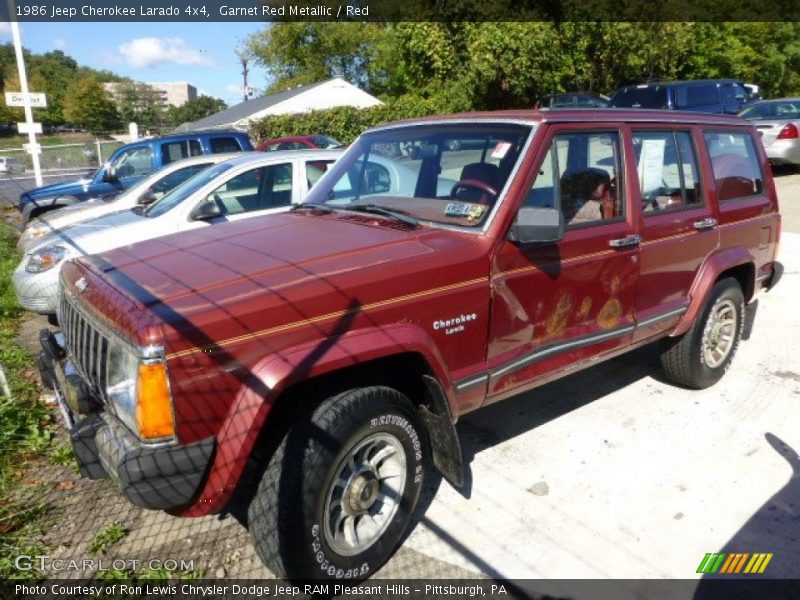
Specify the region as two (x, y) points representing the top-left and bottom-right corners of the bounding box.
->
(8, 0), (43, 186)
(241, 55), (249, 103)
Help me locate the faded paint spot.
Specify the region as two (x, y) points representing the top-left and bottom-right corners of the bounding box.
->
(606, 274), (622, 295)
(576, 296), (593, 320)
(546, 294), (573, 336)
(674, 512), (684, 520)
(597, 298), (623, 330)
(529, 481), (550, 496)
(773, 370), (800, 382)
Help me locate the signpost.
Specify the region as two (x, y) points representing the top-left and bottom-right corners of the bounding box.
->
(6, 1), (43, 187)
(17, 122), (43, 134)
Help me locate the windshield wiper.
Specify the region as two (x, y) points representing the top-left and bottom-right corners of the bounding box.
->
(348, 204), (419, 227)
(290, 202), (333, 213)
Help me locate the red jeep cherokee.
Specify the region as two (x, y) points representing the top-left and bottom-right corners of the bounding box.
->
(39, 110), (782, 580)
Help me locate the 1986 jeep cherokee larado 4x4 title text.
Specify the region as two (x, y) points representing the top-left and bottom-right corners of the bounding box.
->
(38, 110), (782, 580)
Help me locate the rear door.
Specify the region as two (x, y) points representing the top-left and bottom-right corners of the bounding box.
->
(629, 126), (719, 342)
(487, 124), (640, 402)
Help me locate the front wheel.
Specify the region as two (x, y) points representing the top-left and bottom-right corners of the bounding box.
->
(247, 386), (428, 581)
(660, 278), (745, 389)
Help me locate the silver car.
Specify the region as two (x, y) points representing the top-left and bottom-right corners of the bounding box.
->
(740, 98), (800, 165)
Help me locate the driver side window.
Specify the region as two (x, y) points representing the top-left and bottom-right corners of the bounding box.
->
(524, 131), (623, 227)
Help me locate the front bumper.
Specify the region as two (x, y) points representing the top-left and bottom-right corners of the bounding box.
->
(38, 329), (215, 511)
(12, 261), (61, 314)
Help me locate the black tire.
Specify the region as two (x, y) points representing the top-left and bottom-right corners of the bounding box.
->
(247, 386), (428, 581)
(660, 278), (745, 389)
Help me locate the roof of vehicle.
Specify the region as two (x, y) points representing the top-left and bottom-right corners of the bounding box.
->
(211, 148), (345, 168)
(618, 79), (744, 88)
(747, 97), (800, 103)
(368, 109), (752, 132)
(261, 135), (320, 143)
(133, 130), (251, 144)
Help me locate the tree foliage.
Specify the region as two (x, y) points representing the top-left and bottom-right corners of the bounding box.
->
(167, 95), (227, 126)
(246, 22), (800, 113)
(62, 77), (120, 133)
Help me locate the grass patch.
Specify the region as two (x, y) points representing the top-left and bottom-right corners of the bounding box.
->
(89, 522), (129, 555)
(0, 218), (53, 578)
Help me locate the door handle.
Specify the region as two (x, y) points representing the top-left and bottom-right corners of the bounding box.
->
(693, 218), (718, 230)
(608, 234), (641, 248)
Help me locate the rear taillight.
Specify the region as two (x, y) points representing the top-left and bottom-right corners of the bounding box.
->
(777, 123), (799, 139)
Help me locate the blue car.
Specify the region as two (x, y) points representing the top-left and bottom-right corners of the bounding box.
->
(18, 130), (253, 225)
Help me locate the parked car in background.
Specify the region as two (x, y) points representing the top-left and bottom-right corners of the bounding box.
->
(739, 98), (800, 165)
(13, 150), (343, 315)
(17, 153), (240, 253)
(0, 156), (25, 174)
(17, 130), (253, 226)
(257, 134), (342, 152)
(535, 92), (610, 109)
(611, 79), (755, 114)
(37, 110), (781, 581)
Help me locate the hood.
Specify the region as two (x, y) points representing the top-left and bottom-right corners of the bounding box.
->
(75, 212), (491, 351)
(28, 208), (148, 257)
(22, 174), (96, 201)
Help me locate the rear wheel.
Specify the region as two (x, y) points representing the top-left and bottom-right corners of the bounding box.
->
(660, 278), (744, 389)
(247, 386), (428, 581)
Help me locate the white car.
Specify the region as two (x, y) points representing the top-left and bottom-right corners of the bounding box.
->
(17, 153), (241, 253)
(14, 150), (345, 314)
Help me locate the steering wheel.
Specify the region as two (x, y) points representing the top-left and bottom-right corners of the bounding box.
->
(450, 179), (499, 204)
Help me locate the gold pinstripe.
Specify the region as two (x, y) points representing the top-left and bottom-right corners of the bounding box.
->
(165, 276), (487, 360)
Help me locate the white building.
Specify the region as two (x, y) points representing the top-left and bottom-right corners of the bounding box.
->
(177, 78), (383, 132)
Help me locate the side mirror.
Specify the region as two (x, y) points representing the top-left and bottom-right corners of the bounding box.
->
(190, 201), (223, 221)
(137, 189), (157, 205)
(507, 206), (564, 244)
(101, 165), (118, 183)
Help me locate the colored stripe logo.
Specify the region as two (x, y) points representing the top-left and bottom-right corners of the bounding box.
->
(697, 552), (773, 574)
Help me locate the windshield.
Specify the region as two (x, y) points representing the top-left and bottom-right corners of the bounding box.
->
(611, 86), (669, 109)
(740, 100), (800, 120)
(146, 162), (234, 218)
(310, 135), (342, 148)
(302, 123), (531, 228)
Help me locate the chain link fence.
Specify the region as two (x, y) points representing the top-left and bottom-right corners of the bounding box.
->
(0, 140), (124, 209)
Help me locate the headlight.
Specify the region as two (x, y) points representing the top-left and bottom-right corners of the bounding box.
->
(107, 341), (175, 441)
(21, 221), (51, 243)
(25, 245), (70, 273)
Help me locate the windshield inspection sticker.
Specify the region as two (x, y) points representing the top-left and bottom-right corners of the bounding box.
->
(445, 203), (487, 221)
(491, 141), (512, 159)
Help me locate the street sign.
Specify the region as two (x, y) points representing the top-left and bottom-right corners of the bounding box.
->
(17, 122), (42, 134)
(5, 92), (47, 107)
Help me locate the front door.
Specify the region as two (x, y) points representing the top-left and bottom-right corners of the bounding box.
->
(487, 127), (640, 402)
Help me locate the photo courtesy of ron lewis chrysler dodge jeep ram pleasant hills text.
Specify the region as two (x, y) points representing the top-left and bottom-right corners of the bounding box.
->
(37, 109), (782, 581)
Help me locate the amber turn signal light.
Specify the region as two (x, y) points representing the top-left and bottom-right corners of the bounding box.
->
(136, 363), (175, 440)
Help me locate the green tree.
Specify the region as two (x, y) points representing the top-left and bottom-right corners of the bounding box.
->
(167, 95), (227, 126)
(245, 23), (392, 94)
(62, 77), (120, 132)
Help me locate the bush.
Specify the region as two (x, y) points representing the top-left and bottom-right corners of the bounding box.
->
(248, 95), (461, 146)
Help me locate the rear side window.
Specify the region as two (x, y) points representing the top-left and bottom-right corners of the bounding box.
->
(210, 137), (242, 153)
(704, 131), (764, 201)
(189, 140), (203, 156)
(161, 141), (190, 165)
(611, 86), (668, 109)
(632, 131), (703, 213)
(675, 85), (719, 108)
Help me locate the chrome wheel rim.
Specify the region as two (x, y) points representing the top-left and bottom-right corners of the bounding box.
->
(702, 298), (737, 368)
(323, 432), (407, 556)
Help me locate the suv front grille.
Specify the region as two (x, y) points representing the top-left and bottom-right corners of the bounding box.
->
(59, 289), (111, 403)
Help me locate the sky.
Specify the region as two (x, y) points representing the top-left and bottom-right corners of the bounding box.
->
(0, 22), (271, 105)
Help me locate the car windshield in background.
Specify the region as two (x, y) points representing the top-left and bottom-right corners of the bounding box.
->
(740, 100), (800, 120)
(145, 162), (234, 218)
(310, 135), (343, 148)
(612, 86), (669, 109)
(302, 123), (532, 228)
